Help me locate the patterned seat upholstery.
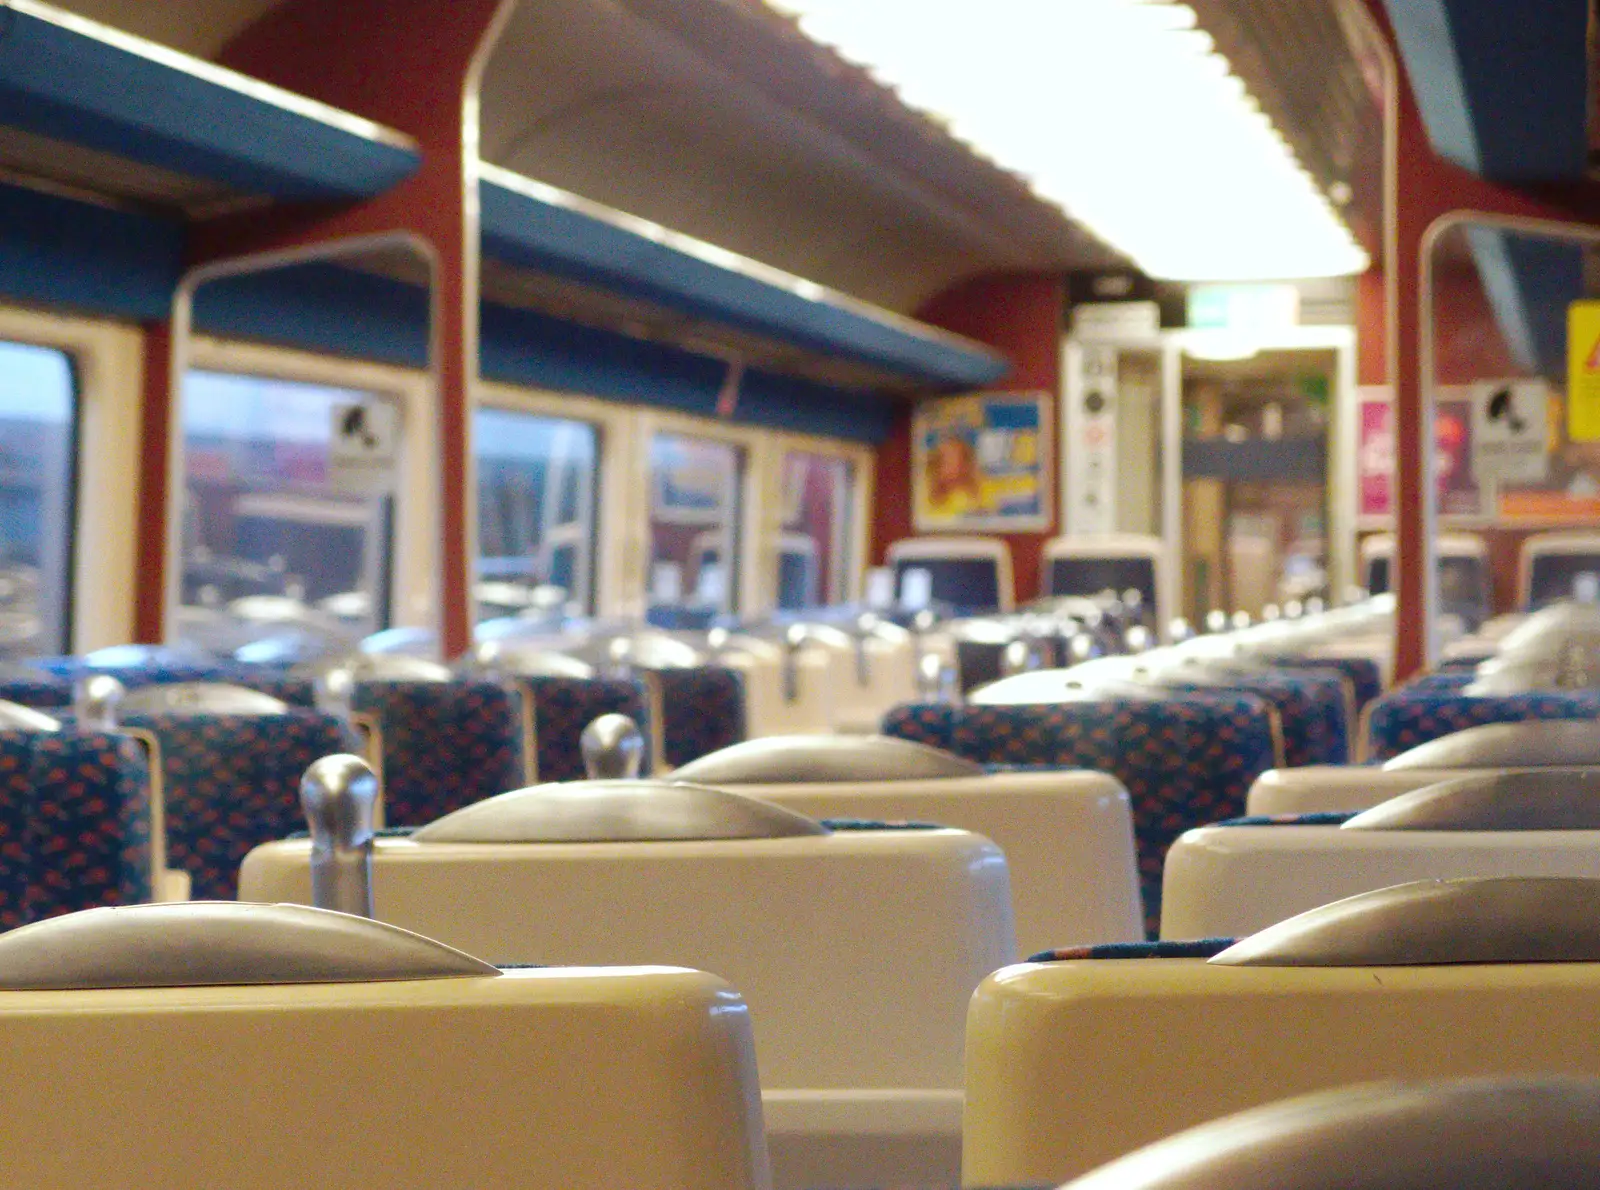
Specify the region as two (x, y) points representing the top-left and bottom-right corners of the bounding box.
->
(1261, 654), (1384, 713)
(351, 680), (526, 826)
(1362, 689), (1600, 762)
(1164, 670), (1349, 767)
(652, 667), (746, 769)
(127, 709), (355, 900)
(32, 658), (224, 688)
(1213, 811), (1357, 827)
(1027, 938), (1236, 963)
(884, 693), (1277, 937)
(518, 676), (652, 783)
(0, 674), (70, 710)
(25, 729), (152, 918)
(0, 731), (35, 930)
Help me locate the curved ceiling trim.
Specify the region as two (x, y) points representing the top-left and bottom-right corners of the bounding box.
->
(478, 162), (1010, 391)
(0, 0), (419, 202)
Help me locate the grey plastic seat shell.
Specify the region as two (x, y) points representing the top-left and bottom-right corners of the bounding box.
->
(1061, 1076), (1600, 1190)
(1212, 877), (1600, 967)
(671, 735), (983, 785)
(466, 641), (595, 679)
(119, 682), (290, 716)
(0, 902), (498, 989)
(0, 700), (60, 732)
(1383, 719), (1600, 770)
(411, 779), (830, 843)
(1345, 768), (1600, 832)
(296, 653), (452, 683)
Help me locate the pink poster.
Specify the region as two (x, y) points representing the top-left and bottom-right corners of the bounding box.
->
(1356, 387), (1484, 521)
(1356, 394), (1391, 518)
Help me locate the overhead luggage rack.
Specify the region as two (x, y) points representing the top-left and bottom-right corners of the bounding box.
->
(0, 0), (420, 212)
(478, 163), (1010, 394)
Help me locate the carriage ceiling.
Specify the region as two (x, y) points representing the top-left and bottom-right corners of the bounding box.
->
(47, 0), (1385, 315)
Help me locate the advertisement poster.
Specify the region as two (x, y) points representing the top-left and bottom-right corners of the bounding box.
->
(913, 391), (1051, 531)
(1496, 382), (1600, 521)
(1355, 387), (1484, 523)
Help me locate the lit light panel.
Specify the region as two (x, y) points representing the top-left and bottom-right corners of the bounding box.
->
(767, 0), (1371, 281)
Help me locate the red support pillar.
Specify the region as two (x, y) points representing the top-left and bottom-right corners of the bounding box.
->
(1360, 0), (1600, 679)
(131, 0), (513, 653)
(133, 321), (173, 642)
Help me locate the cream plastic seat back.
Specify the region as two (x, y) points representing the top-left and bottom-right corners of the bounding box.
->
(241, 773), (1014, 1190)
(0, 902), (768, 1190)
(1248, 718), (1600, 815)
(1060, 1076), (1600, 1190)
(965, 876), (1600, 1188)
(673, 735), (1143, 954)
(1167, 769), (1600, 937)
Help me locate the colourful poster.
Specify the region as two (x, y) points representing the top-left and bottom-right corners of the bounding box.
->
(1355, 387), (1484, 522)
(912, 391), (1051, 531)
(1568, 300), (1600, 442)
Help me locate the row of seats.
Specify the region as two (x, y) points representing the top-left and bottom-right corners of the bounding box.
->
(8, 592), (1600, 1186)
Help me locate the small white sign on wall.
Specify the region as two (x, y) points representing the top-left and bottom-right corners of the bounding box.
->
(1470, 379), (1549, 485)
(327, 401), (399, 494)
(1065, 343), (1118, 534)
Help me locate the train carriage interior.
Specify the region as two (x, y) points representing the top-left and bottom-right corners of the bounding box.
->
(4, 0), (1600, 1186)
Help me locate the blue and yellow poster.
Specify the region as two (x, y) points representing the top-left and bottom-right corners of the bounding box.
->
(912, 391), (1051, 530)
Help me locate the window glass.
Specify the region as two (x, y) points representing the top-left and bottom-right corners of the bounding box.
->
(475, 407), (599, 617)
(648, 432), (744, 621)
(178, 370), (397, 639)
(777, 450), (855, 610)
(0, 341), (75, 655)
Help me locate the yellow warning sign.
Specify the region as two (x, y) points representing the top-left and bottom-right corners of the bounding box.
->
(1568, 300), (1600, 441)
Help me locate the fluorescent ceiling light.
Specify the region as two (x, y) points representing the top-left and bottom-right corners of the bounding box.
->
(767, 0), (1370, 281)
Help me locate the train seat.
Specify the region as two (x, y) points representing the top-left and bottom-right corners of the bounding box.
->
(0, 662), (69, 710)
(1361, 531), (1490, 630)
(672, 734), (1143, 955)
(298, 654), (529, 826)
(761, 619), (917, 735)
(712, 630), (839, 737)
(0, 902), (768, 1188)
(1521, 530), (1600, 610)
(561, 632), (745, 769)
(0, 719), (156, 926)
(886, 536), (1015, 617)
(460, 643), (654, 780)
(104, 682), (355, 900)
(964, 875), (1600, 1187)
(1058, 1076), (1600, 1189)
(1248, 717), (1600, 816)
(1040, 533), (1166, 633)
(1164, 768), (1600, 937)
(239, 750), (1013, 1190)
(885, 688), (1276, 935)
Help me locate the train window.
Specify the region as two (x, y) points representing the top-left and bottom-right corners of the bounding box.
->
(777, 450), (855, 610)
(648, 432), (744, 623)
(475, 407), (599, 616)
(178, 370), (397, 637)
(0, 340), (75, 656)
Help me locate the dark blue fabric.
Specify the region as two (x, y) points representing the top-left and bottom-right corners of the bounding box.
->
(1027, 938), (1236, 962)
(1214, 812), (1357, 827)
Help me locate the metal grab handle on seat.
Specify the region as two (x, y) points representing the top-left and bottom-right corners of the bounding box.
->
(300, 754), (378, 919)
(581, 714), (645, 780)
(73, 674), (125, 731)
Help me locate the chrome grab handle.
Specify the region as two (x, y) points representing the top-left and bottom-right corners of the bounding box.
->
(300, 754), (378, 919)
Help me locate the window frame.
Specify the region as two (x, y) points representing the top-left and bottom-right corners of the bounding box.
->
(477, 380), (628, 615)
(635, 410), (763, 617)
(174, 337), (435, 638)
(760, 428), (874, 611)
(0, 304), (139, 653)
